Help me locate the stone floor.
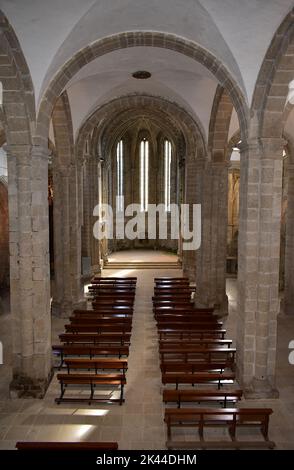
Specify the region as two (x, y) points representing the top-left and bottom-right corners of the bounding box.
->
(0, 250), (294, 449)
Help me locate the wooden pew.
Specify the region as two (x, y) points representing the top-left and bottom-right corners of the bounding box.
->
(90, 283), (136, 289)
(92, 276), (137, 282)
(72, 312), (133, 320)
(56, 373), (126, 404)
(155, 314), (218, 323)
(89, 286), (136, 293)
(164, 408), (275, 449)
(65, 324), (132, 334)
(72, 310), (133, 318)
(59, 333), (131, 345)
(69, 316), (132, 325)
(16, 441), (119, 450)
(91, 306), (134, 312)
(92, 297), (134, 305)
(161, 362), (235, 374)
(90, 279), (136, 285)
(52, 344), (129, 368)
(162, 389), (243, 408)
(64, 357), (128, 375)
(153, 301), (194, 308)
(153, 305), (214, 314)
(159, 338), (233, 348)
(91, 293), (135, 300)
(154, 277), (189, 282)
(162, 371), (235, 389)
(158, 329), (227, 340)
(156, 321), (223, 330)
(154, 287), (195, 295)
(159, 347), (236, 364)
(152, 294), (192, 301)
(92, 299), (134, 307)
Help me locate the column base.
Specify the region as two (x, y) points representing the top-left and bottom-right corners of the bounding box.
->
(91, 264), (101, 276)
(244, 377), (279, 399)
(9, 370), (54, 399)
(282, 300), (294, 316)
(214, 294), (229, 317)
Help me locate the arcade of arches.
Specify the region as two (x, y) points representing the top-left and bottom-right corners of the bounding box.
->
(0, 0), (294, 450)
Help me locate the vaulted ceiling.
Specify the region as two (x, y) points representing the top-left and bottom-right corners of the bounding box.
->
(1, 0), (293, 140)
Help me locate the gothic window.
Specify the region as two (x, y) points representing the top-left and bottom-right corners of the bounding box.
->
(116, 139), (124, 211)
(164, 139), (172, 211)
(140, 138), (149, 211)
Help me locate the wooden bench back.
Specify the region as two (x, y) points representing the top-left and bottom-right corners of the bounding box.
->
(52, 344), (129, 356)
(58, 333), (131, 344)
(65, 324), (132, 333)
(159, 338), (232, 348)
(155, 314), (217, 323)
(157, 322), (223, 330)
(158, 329), (226, 339)
(69, 316), (132, 325)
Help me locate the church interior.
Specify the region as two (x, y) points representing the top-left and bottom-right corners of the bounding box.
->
(0, 0), (294, 451)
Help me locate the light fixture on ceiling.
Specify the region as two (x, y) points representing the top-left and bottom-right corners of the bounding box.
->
(132, 71), (151, 79)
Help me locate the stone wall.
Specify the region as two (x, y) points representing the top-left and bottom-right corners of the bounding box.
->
(0, 179), (9, 287)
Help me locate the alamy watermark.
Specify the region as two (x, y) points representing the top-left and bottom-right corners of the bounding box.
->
(93, 198), (201, 250)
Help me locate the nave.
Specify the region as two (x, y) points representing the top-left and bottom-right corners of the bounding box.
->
(0, 251), (294, 450)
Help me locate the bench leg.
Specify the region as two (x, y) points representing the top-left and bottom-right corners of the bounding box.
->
(228, 415), (237, 447)
(58, 352), (64, 370)
(167, 419), (171, 440)
(57, 381), (65, 403)
(261, 416), (270, 441)
(199, 416), (204, 446)
(89, 382), (94, 404)
(120, 383), (124, 405)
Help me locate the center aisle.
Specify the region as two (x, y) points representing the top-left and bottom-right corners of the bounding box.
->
(100, 267), (182, 450)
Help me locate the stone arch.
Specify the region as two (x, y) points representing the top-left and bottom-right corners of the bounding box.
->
(36, 31), (249, 149)
(208, 85), (234, 163)
(99, 111), (182, 163)
(251, 8), (294, 138)
(75, 94), (206, 277)
(76, 94), (206, 162)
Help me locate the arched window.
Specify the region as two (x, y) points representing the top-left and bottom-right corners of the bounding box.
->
(116, 139), (124, 211)
(164, 139), (172, 211)
(140, 138), (149, 212)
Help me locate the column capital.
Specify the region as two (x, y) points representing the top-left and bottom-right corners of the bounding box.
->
(211, 160), (229, 170)
(239, 136), (286, 156)
(5, 144), (32, 158)
(31, 145), (51, 161)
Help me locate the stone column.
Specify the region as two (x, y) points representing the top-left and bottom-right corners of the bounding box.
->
(8, 144), (52, 398)
(182, 154), (198, 281)
(236, 137), (283, 398)
(194, 159), (213, 306)
(284, 163), (294, 315)
(51, 162), (85, 318)
(208, 162), (228, 314)
(89, 155), (101, 274)
(194, 161), (228, 315)
(81, 155), (92, 263)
